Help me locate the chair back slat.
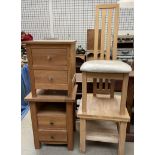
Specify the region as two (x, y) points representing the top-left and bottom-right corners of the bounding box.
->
(99, 79), (103, 90)
(100, 10), (106, 60)
(105, 79), (109, 90)
(112, 6), (119, 60)
(94, 7), (99, 59)
(106, 9), (113, 60)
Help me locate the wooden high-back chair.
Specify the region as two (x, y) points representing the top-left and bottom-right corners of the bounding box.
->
(77, 4), (132, 155)
(93, 4), (119, 99)
(82, 4), (131, 114)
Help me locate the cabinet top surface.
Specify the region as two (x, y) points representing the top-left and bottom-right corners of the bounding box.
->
(25, 85), (77, 103)
(23, 40), (76, 45)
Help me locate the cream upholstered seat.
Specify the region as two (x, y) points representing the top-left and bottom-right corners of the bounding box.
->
(80, 60), (132, 73)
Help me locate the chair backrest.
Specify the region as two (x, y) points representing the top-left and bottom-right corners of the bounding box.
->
(93, 4), (119, 60)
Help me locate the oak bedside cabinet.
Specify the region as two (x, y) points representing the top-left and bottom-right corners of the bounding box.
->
(25, 86), (77, 150)
(24, 40), (77, 150)
(24, 40), (76, 97)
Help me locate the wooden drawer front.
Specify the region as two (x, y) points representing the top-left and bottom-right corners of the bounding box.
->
(34, 70), (68, 90)
(38, 115), (66, 130)
(32, 48), (67, 69)
(38, 130), (67, 142)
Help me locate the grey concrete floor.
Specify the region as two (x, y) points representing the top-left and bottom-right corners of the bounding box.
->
(21, 111), (134, 155)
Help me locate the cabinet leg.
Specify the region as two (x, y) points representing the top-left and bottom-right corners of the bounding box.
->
(30, 102), (41, 149)
(80, 119), (86, 153)
(34, 140), (41, 149)
(118, 122), (127, 155)
(66, 102), (74, 150)
(73, 102), (76, 131)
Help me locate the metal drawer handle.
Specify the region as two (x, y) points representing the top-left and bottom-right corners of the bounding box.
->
(47, 56), (52, 61)
(50, 122), (54, 125)
(50, 136), (54, 139)
(48, 76), (53, 81)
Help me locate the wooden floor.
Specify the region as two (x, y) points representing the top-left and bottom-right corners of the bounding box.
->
(77, 94), (130, 122)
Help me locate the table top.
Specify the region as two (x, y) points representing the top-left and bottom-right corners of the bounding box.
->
(77, 93), (130, 122)
(25, 85), (77, 103)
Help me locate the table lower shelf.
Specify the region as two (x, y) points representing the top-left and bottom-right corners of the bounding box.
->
(86, 120), (118, 143)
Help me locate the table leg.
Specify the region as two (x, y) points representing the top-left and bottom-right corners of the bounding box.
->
(66, 102), (74, 150)
(118, 122), (127, 155)
(80, 119), (86, 153)
(126, 77), (134, 141)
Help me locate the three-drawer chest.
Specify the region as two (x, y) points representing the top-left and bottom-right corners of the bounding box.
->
(24, 40), (77, 150)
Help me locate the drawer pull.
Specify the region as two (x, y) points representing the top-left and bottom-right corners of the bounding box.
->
(48, 76), (53, 81)
(47, 56), (52, 61)
(50, 122), (54, 125)
(50, 136), (54, 139)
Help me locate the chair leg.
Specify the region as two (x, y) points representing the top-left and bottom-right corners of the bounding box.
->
(82, 72), (87, 112)
(80, 119), (86, 153)
(120, 74), (129, 114)
(110, 79), (115, 98)
(118, 122), (127, 155)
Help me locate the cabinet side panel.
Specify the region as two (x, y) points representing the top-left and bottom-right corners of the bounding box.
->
(26, 45), (36, 96)
(68, 43), (76, 96)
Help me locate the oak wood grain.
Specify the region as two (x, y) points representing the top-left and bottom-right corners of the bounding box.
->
(30, 102), (41, 149)
(78, 94), (130, 122)
(25, 85), (78, 103)
(38, 129), (67, 142)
